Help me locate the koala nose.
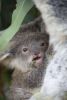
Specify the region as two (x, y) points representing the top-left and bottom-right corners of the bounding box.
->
(34, 52), (39, 56)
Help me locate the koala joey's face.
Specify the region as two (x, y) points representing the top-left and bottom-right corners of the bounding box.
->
(10, 33), (49, 72)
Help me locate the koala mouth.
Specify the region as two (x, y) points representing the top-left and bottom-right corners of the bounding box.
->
(32, 56), (43, 66)
(33, 56), (41, 61)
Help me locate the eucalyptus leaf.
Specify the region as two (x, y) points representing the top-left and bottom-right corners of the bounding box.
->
(0, 0), (34, 52)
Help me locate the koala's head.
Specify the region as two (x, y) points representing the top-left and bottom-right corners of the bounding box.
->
(1, 32), (49, 72)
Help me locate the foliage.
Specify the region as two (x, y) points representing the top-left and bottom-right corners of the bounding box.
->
(0, 0), (34, 52)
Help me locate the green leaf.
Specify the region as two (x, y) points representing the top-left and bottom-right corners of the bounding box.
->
(0, 0), (34, 52)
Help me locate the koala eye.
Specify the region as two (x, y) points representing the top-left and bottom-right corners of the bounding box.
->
(23, 47), (28, 52)
(40, 42), (45, 46)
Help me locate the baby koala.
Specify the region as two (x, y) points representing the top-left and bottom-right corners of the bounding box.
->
(4, 31), (49, 100)
(8, 32), (49, 72)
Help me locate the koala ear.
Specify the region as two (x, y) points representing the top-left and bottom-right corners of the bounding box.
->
(0, 53), (10, 62)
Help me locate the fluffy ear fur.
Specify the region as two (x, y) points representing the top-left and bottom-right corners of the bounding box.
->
(29, 0), (67, 100)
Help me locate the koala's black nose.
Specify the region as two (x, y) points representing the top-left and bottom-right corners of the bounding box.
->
(34, 52), (39, 56)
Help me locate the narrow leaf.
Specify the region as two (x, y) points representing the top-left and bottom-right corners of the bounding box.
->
(0, 0), (34, 52)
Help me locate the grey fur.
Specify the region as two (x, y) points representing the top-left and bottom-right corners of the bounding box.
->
(2, 17), (49, 100)
(28, 0), (67, 100)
